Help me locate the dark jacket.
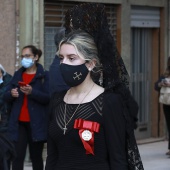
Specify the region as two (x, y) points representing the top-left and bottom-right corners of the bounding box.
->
(112, 85), (139, 130)
(4, 63), (50, 142)
(0, 134), (16, 170)
(0, 73), (12, 133)
(49, 55), (69, 95)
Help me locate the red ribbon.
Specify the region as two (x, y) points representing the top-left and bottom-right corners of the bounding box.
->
(74, 119), (100, 155)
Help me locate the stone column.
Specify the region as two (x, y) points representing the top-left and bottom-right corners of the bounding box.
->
(19, 0), (44, 64)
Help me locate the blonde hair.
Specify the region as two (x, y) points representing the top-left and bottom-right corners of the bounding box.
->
(57, 30), (102, 77)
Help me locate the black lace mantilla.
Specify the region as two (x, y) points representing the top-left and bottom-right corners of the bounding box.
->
(63, 3), (143, 169)
(64, 3), (129, 91)
(127, 138), (144, 170)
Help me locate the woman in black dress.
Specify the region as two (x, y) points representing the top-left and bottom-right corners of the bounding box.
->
(46, 2), (144, 170)
(46, 30), (128, 170)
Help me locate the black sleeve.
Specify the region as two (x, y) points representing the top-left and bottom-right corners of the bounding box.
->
(125, 92), (139, 129)
(112, 86), (139, 129)
(4, 71), (18, 103)
(103, 93), (128, 170)
(45, 135), (58, 170)
(45, 91), (66, 169)
(28, 70), (50, 104)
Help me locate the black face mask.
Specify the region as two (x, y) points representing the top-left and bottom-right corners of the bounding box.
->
(60, 63), (89, 87)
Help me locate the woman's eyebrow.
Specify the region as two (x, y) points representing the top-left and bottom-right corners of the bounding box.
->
(67, 54), (78, 57)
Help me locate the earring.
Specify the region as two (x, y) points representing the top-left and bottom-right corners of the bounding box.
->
(99, 71), (103, 86)
(88, 68), (92, 71)
(70, 19), (73, 28)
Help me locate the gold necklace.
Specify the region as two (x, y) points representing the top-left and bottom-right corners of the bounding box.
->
(63, 83), (95, 135)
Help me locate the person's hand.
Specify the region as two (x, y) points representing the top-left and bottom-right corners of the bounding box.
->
(11, 88), (19, 98)
(159, 80), (170, 87)
(20, 84), (32, 95)
(163, 82), (170, 87)
(160, 82), (166, 87)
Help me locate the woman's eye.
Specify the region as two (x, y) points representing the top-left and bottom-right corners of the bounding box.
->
(69, 57), (75, 61)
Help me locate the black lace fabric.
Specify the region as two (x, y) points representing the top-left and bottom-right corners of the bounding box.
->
(127, 138), (144, 170)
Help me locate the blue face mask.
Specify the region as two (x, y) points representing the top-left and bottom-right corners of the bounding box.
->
(21, 57), (34, 68)
(0, 78), (3, 84)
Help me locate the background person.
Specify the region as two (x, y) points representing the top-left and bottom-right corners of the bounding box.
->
(4, 45), (50, 170)
(0, 64), (14, 170)
(49, 28), (69, 95)
(0, 64), (12, 134)
(155, 56), (170, 155)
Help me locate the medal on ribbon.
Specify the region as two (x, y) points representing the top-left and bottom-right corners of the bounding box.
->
(74, 119), (100, 155)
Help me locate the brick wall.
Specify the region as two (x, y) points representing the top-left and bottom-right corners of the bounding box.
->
(0, 0), (16, 75)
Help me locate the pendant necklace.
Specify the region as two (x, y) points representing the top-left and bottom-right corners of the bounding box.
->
(63, 83), (94, 135)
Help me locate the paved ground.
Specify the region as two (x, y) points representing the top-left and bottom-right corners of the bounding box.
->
(138, 140), (170, 170)
(24, 140), (170, 170)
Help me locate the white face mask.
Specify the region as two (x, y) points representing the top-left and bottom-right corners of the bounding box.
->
(21, 57), (34, 68)
(0, 78), (3, 84)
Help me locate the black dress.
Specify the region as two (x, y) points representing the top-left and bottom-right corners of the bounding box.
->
(45, 91), (128, 170)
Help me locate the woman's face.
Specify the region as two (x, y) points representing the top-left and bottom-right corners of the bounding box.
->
(58, 44), (85, 65)
(21, 48), (38, 62)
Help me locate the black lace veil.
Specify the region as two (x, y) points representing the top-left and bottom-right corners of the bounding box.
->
(64, 3), (129, 91)
(63, 4), (143, 169)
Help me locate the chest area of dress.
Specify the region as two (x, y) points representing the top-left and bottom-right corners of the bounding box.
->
(49, 101), (104, 143)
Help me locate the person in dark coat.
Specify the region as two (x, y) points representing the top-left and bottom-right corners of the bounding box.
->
(4, 45), (50, 170)
(49, 28), (69, 96)
(0, 133), (16, 170)
(0, 64), (12, 133)
(0, 64), (14, 170)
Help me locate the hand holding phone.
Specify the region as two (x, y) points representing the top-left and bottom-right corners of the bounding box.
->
(18, 82), (32, 95)
(18, 81), (27, 87)
(162, 79), (167, 83)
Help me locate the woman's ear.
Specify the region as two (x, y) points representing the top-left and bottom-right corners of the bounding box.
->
(86, 59), (96, 71)
(34, 55), (39, 61)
